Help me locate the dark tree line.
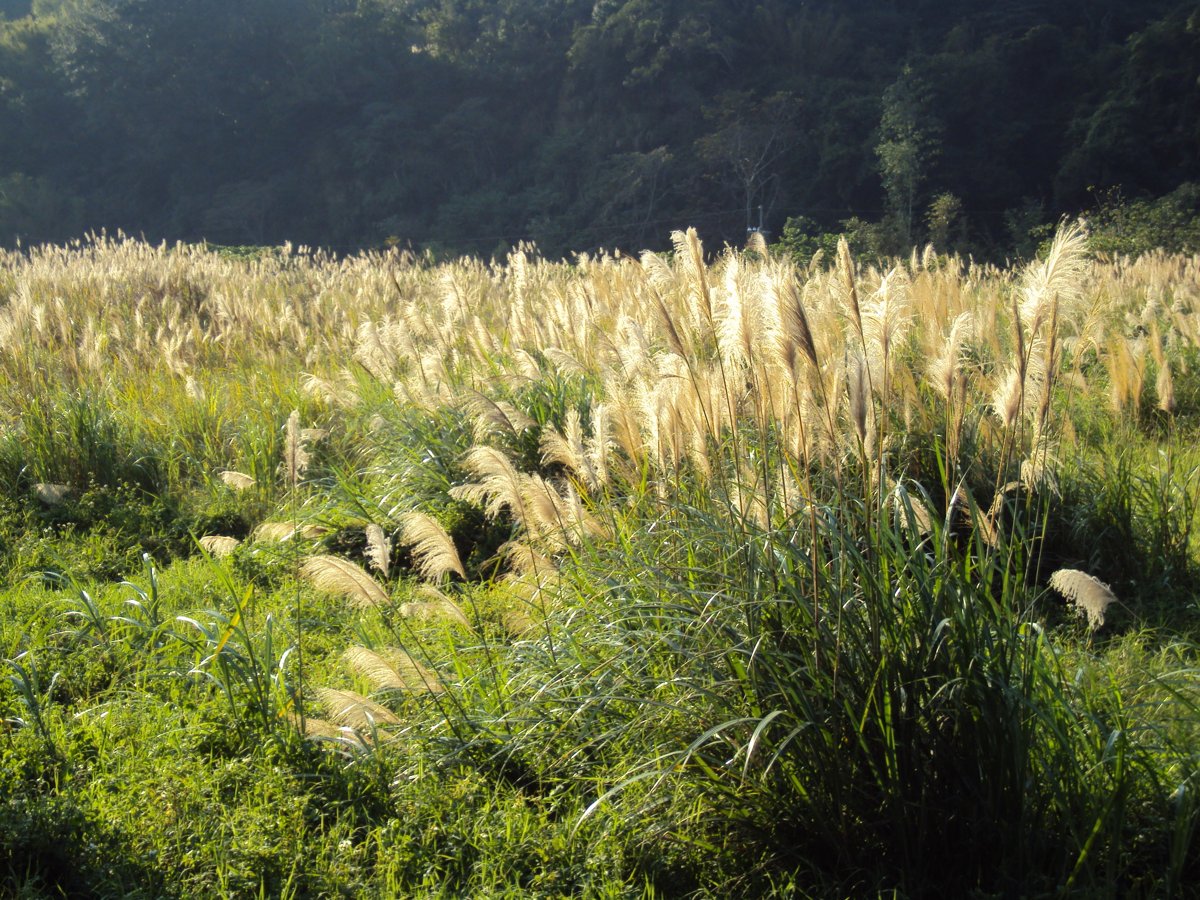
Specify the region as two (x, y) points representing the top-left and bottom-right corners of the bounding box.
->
(1, 0), (1198, 257)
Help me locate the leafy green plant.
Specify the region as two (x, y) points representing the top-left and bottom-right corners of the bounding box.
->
(1086, 184), (1200, 256)
(4, 650), (60, 759)
(171, 572), (299, 740)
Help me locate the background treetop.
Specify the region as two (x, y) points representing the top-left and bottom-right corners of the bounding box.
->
(1, 0), (1197, 257)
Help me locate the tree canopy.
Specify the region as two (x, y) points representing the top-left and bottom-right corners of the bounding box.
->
(1, 0), (1197, 257)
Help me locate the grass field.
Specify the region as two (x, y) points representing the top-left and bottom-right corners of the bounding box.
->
(0, 227), (1198, 897)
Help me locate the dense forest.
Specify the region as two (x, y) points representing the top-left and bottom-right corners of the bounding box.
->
(2, 0), (1199, 257)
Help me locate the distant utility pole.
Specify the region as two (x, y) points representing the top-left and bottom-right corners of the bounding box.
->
(747, 204), (769, 242)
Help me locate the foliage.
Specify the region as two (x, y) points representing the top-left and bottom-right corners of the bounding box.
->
(876, 66), (940, 249)
(775, 214), (893, 266)
(1086, 184), (1200, 256)
(0, 2), (1198, 256)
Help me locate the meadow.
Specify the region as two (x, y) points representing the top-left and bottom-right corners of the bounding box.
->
(0, 227), (1198, 897)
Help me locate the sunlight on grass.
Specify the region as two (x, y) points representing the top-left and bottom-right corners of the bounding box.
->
(0, 230), (1197, 895)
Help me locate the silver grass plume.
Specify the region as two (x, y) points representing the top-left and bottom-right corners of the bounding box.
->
(199, 535), (240, 558)
(1018, 222), (1089, 333)
(1020, 434), (1060, 495)
(640, 251), (678, 300)
(398, 511), (465, 581)
(365, 524), (391, 576)
(501, 605), (536, 638)
(584, 402), (611, 488)
(300, 555), (390, 608)
(353, 321), (399, 383)
(299, 716), (364, 745)
(671, 228), (713, 325)
(342, 647), (411, 691)
(253, 522), (326, 542)
(861, 266), (912, 385)
(1156, 358), (1176, 414)
(540, 409), (598, 491)
(544, 346), (586, 375)
(315, 687), (400, 728)
(604, 385), (645, 464)
(992, 365), (1024, 428)
(615, 315), (652, 379)
(777, 272), (818, 374)
(34, 483), (70, 505)
(219, 470), (256, 490)
(717, 254), (752, 368)
(464, 391), (536, 442)
(300, 372), (359, 407)
(849, 353), (868, 445)
(400, 584), (473, 630)
(508, 247), (529, 303)
(450, 446), (526, 522)
(495, 541), (556, 579)
(301, 427), (328, 444)
(343, 646), (443, 693)
(512, 348), (543, 380)
(1033, 295), (1060, 440)
(520, 473), (573, 548)
(654, 292), (688, 359)
(929, 311), (973, 401)
(1049, 569), (1116, 631)
(184, 375), (205, 403)
(983, 480), (1026, 545)
(837, 237), (864, 339)
(283, 410), (310, 485)
(1150, 322), (1176, 414)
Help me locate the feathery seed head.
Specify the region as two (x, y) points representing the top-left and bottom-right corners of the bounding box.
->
(300, 555), (390, 608)
(199, 535), (241, 557)
(398, 511), (465, 582)
(315, 687), (400, 728)
(219, 470), (256, 490)
(343, 646), (443, 694)
(1049, 569), (1116, 631)
(365, 524), (391, 576)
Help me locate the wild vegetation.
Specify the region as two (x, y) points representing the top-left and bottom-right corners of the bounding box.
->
(1, 227), (1198, 896)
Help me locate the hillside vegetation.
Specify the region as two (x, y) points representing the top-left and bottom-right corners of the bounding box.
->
(2, 1), (1199, 257)
(0, 229), (1198, 896)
